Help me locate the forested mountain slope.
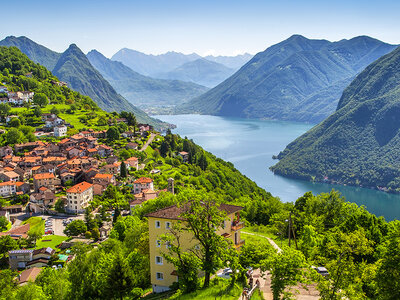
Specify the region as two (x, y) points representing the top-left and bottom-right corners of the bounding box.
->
(178, 35), (397, 123)
(271, 46), (400, 192)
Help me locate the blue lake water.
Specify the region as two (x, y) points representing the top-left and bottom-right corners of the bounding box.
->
(155, 114), (400, 221)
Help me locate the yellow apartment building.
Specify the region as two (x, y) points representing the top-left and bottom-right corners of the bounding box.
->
(146, 203), (244, 293)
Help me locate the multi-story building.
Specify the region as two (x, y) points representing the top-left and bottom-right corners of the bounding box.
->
(66, 181), (93, 213)
(54, 125), (68, 137)
(146, 203), (244, 293)
(33, 173), (60, 192)
(133, 177), (154, 194)
(0, 181), (16, 197)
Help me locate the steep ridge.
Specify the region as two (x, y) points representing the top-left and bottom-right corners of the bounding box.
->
(0, 35), (61, 70)
(0, 36), (166, 128)
(271, 46), (400, 192)
(178, 35), (397, 123)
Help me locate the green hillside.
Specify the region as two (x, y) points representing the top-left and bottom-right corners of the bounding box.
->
(0, 36), (61, 70)
(271, 46), (400, 192)
(87, 50), (208, 108)
(0, 36), (168, 129)
(178, 35), (397, 123)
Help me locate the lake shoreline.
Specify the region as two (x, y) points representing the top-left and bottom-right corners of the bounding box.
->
(155, 114), (400, 221)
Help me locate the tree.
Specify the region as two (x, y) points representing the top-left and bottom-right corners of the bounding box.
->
(54, 198), (65, 213)
(0, 103), (11, 118)
(33, 93), (48, 107)
(376, 221), (400, 299)
(64, 220), (87, 237)
(317, 229), (373, 299)
(5, 128), (24, 145)
(177, 189), (231, 288)
(50, 106), (59, 115)
(0, 236), (18, 262)
(261, 247), (307, 300)
(161, 223), (202, 293)
(105, 252), (133, 299)
(120, 161), (127, 178)
(0, 216), (9, 231)
(8, 118), (21, 128)
(33, 106), (42, 117)
(84, 207), (97, 232)
(28, 227), (42, 247)
(107, 126), (120, 141)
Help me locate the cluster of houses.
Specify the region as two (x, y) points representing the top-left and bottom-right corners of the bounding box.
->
(0, 85), (34, 106)
(0, 128), (163, 215)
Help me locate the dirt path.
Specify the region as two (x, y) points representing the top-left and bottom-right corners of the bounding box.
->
(241, 231), (282, 253)
(240, 231), (319, 299)
(139, 133), (156, 152)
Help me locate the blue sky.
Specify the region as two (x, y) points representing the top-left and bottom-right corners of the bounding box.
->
(2, 0), (399, 57)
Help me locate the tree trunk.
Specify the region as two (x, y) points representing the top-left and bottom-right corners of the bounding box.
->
(203, 271), (210, 288)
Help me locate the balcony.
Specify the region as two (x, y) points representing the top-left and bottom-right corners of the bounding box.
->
(231, 221), (244, 231)
(234, 240), (245, 249)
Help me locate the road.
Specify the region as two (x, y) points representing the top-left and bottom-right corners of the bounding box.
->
(139, 133), (156, 152)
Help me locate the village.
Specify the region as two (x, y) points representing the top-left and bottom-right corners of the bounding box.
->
(0, 107), (180, 285)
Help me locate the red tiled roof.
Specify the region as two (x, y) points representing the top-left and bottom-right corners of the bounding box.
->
(145, 203), (243, 220)
(134, 177), (153, 184)
(0, 181), (16, 186)
(33, 173), (55, 180)
(94, 173), (113, 180)
(66, 181), (93, 193)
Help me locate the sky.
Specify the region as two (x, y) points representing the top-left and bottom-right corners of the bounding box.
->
(1, 0), (400, 58)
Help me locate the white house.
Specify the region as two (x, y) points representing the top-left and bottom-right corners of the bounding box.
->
(66, 181), (93, 214)
(0, 181), (16, 197)
(54, 125), (67, 137)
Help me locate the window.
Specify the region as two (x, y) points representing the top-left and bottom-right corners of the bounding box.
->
(166, 222), (171, 229)
(156, 272), (164, 280)
(155, 256), (163, 265)
(156, 240), (161, 247)
(155, 221), (160, 228)
(166, 241), (171, 249)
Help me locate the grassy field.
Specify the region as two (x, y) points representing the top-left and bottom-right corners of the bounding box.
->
(22, 216), (45, 234)
(11, 104), (110, 130)
(168, 279), (242, 300)
(243, 225), (290, 248)
(35, 235), (68, 249)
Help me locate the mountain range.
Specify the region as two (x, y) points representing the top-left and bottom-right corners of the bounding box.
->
(154, 58), (236, 88)
(0, 36), (167, 128)
(271, 45), (400, 191)
(178, 35), (397, 123)
(111, 48), (251, 76)
(87, 50), (209, 108)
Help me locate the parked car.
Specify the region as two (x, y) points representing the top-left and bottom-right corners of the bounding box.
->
(312, 266), (329, 277)
(217, 268), (233, 279)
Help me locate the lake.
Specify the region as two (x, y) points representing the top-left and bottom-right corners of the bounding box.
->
(155, 114), (400, 221)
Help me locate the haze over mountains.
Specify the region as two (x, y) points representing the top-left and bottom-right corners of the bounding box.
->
(179, 35), (397, 123)
(154, 58), (236, 88)
(271, 45), (400, 191)
(0, 36), (168, 128)
(87, 50), (209, 108)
